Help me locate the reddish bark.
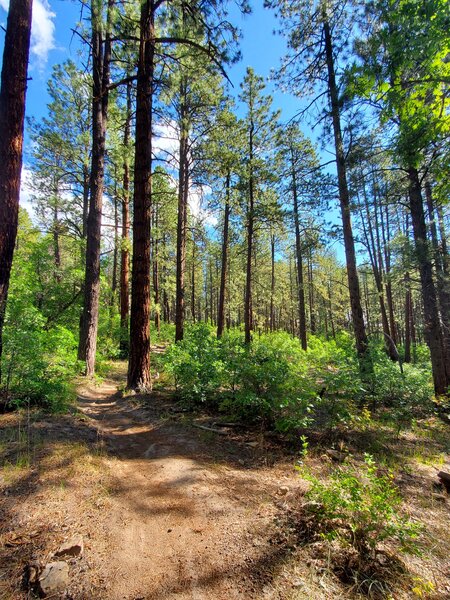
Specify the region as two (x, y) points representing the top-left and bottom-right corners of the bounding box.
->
(323, 15), (371, 375)
(127, 0), (155, 390)
(0, 0), (33, 383)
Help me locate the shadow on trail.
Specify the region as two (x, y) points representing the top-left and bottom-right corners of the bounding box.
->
(0, 363), (300, 599)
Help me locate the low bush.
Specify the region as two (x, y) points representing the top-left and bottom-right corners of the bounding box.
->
(1, 298), (77, 412)
(164, 323), (225, 404)
(162, 325), (435, 436)
(300, 454), (422, 560)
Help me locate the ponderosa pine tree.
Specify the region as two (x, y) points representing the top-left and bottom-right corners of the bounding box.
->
(277, 123), (320, 350)
(350, 0), (450, 395)
(239, 68), (279, 344)
(195, 104), (243, 338)
(0, 0), (33, 384)
(28, 61), (91, 241)
(266, 0), (372, 374)
(78, 0), (114, 376)
(127, 0), (155, 390)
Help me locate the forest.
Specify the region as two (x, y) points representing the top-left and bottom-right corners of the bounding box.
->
(0, 0), (449, 599)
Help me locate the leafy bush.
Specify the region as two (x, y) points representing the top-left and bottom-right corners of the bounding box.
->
(2, 298), (77, 411)
(301, 454), (422, 559)
(223, 331), (316, 428)
(162, 326), (435, 435)
(163, 323), (225, 404)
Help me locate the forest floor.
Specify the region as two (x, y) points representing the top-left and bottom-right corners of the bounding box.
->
(0, 360), (449, 599)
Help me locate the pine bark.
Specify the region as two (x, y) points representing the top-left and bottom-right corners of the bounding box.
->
(323, 16), (371, 374)
(78, 0), (113, 375)
(127, 0), (155, 390)
(0, 0), (33, 384)
(119, 83), (131, 356)
(175, 87), (189, 342)
(217, 172), (231, 338)
(408, 167), (448, 395)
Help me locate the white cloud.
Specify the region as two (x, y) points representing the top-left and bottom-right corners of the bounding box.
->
(31, 0), (56, 64)
(19, 166), (36, 219)
(189, 185), (217, 226)
(153, 120), (179, 163)
(0, 0), (55, 65)
(153, 120), (217, 226)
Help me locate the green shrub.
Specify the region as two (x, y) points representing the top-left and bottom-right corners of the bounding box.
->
(163, 323), (225, 404)
(2, 298), (77, 411)
(301, 454), (422, 559)
(162, 327), (435, 436)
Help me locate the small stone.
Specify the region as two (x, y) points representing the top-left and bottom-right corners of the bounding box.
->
(54, 534), (84, 558)
(38, 561), (69, 597)
(437, 471), (450, 493)
(246, 441), (258, 448)
(326, 449), (346, 462)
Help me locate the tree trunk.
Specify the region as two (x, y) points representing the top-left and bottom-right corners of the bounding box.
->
(408, 167), (448, 395)
(175, 86), (188, 342)
(119, 82), (131, 356)
(360, 191), (397, 360)
(78, 0), (113, 376)
(244, 124), (254, 345)
(425, 181), (450, 368)
(290, 159), (308, 349)
(323, 15), (371, 374)
(0, 0), (33, 384)
(127, 0), (155, 390)
(270, 233), (275, 332)
(217, 172), (231, 338)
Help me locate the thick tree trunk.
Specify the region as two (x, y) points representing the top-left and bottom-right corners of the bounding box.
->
(119, 83), (131, 356)
(127, 0), (154, 390)
(408, 167), (448, 396)
(217, 172), (231, 338)
(323, 16), (371, 375)
(425, 181), (450, 368)
(78, 0), (113, 375)
(0, 0), (33, 384)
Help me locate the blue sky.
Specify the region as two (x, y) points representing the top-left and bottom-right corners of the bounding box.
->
(0, 0), (344, 259)
(0, 1), (303, 128)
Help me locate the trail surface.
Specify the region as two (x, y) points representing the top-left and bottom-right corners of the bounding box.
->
(71, 365), (299, 599)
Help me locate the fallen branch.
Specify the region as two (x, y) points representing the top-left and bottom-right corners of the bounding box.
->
(192, 423), (229, 436)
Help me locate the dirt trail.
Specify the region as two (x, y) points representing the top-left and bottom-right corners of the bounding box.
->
(72, 367), (298, 600)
